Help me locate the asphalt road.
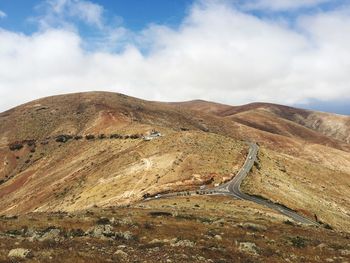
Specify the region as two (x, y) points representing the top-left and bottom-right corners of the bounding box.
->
(147, 142), (319, 226)
(215, 142), (319, 226)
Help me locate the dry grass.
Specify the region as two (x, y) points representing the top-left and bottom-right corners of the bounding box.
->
(242, 147), (350, 232)
(0, 130), (245, 214)
(0, 196), (349, 263)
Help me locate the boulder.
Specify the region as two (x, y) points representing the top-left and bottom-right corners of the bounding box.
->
(39, 228), (61, 242)
(171, 240), (194, 247)
(114, 250), (128, 258)
(8, 248), (33, 259)
(89, 225), (114, 238)
(239, 242), (259, 255)
(115, 231), (133, 241)
(214, 235), (222, 241)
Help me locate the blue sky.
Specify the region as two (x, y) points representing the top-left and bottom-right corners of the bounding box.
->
(0, 0), (192, 33)
(0, 0), (349, 115)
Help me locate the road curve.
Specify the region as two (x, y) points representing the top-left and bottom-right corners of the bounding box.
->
(215, 142), (319, 226)
(147, 142), (319, 226)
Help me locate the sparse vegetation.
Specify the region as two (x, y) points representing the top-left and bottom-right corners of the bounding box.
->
(85, 134), (95, 140)
(0, 196), (348, 262)
(55, 135), (73, 143)
(9, 143), (23, 151)
(289, 236), (307, 248)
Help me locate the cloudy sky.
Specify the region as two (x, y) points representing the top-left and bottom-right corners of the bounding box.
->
(0, 0), (349, 114)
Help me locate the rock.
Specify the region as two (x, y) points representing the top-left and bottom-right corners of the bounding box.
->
(149, 239), (162, 244)
(118, 245), (127, 249)
(39, 228), (61, 242)
(115, 231), (133, 241)
(114, 250), (128, 259)
(8, 248), (33, 259)
(89, 224), (114, 238)
(25, 229), (41, 242)
(169, 238), (177, 244)
(214, 235), (222, 241)
(171, 240), (194, 247)
(340, 249), (350, 256)
(239, 242), (259, 255)
(317, 243), (327, 249)
(119, 217), (133, 226)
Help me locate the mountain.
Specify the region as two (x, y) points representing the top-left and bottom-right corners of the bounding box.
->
(0, 92), (349, 232)
(172, 100), (350, 146)
(0, 92), (247, 214)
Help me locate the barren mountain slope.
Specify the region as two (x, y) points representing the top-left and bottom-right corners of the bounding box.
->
(0, 92), (248, 214)
(1, 92), (349, 233)
(0, 92), (217, 144)
(174, 101), (350, 146)
(242, 145), (350, 232)
(171, 99), (350, 231)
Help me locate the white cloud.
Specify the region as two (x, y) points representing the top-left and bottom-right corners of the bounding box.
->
(37, 0), (104, 29)
(241, 0), (332, 11)
(0, 1), (350, 112)
(0, 10), (7, 18)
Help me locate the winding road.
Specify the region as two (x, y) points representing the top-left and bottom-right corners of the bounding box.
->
(148, 142), (319, 226)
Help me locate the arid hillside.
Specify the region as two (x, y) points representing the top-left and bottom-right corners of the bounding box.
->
(0, 92), (248, 215)
(0, 92), (349, 233)
(174, 99), (350, 232)
(174, 100), (350, 146)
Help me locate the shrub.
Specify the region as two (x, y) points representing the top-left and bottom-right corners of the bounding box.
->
(98, 134), (106, 139)
(74, 135), (83, 140)
(149, 211), (172, 217)
(130, 134), (142, 139)
(9, 143), (23, 151)
(110, 134), (122, 139)
(283, 220), (294, 226)
(143, 222), (153, 229)
(69, 229), (85, 237)
(55, 135), (73, 143)
(85, 135), (95, 140)
(142, 193), (151, 199)
(290, 236), (307, 248)
(96, 217), (110, 225)
(324, 223), (333, 230)
(26, 140), (36, 147)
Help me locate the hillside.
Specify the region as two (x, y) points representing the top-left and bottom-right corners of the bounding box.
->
(174, 100), (350, 145)
(0, 91), (350, 262)
(0, 92), (248, 215)
(0, 92), (349, 232)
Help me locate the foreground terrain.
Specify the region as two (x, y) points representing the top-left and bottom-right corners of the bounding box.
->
(1, 196), (349, 263)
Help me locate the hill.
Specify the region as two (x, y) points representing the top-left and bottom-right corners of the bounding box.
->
(0, 92), (349, 232)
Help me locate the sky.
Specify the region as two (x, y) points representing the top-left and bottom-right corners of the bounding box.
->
(0, 0), (349, 115)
